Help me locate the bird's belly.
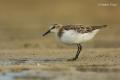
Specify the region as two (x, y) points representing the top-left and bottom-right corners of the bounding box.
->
(60, 30), (79, 44)
(77, 33), (95, 42)
(60, 30), (99, 44)
(60, 34), (78, 44)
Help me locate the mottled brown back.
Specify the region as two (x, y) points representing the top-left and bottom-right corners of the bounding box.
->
(57, 24), (107, 38)
(63, 24), (107, 33)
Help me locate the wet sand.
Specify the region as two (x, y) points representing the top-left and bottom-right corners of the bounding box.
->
(0, 48), (120, 80)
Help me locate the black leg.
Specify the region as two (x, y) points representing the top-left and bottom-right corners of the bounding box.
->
(67, 44), (82, 61)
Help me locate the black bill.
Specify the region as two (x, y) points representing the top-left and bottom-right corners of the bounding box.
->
(42, 30), (51, 36)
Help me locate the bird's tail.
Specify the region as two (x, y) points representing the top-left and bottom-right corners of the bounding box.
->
(101, 25), (107, 28)
(92, 25), (107, 30)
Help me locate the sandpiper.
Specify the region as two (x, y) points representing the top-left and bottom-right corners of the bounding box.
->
(42, 24), (107, 61)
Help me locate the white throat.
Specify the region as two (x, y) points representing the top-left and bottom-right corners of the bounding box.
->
(51, 29), (59, 33)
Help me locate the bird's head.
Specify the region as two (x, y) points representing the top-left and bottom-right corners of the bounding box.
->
(42, 24), (62, 36)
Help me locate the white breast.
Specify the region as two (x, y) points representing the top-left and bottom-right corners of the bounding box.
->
(60, 29), (100, 44)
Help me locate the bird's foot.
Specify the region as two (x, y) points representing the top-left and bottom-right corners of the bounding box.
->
(67, 58), (77, 61)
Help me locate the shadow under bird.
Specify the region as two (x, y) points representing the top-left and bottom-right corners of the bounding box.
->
(42, 24), (107, 61)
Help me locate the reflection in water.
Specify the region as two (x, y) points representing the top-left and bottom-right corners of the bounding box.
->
(1, 58), (120, 80)
(0, 72), (27, 80)
(1, 69), (120, 80)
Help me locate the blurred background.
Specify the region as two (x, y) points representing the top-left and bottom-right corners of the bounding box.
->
(0, 0), (119, 49)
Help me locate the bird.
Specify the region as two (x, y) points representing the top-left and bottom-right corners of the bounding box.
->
(42, 24), (107, 61)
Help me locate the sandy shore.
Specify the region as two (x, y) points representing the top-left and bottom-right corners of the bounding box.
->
(0, 48), (120, 80)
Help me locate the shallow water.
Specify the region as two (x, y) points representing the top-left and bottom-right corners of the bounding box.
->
(0, 59), (120, 80)
(1, 68), (120, 80)
(0, 48), (120, 80)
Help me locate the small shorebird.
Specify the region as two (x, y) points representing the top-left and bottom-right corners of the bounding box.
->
(42, 24), (107, 61)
